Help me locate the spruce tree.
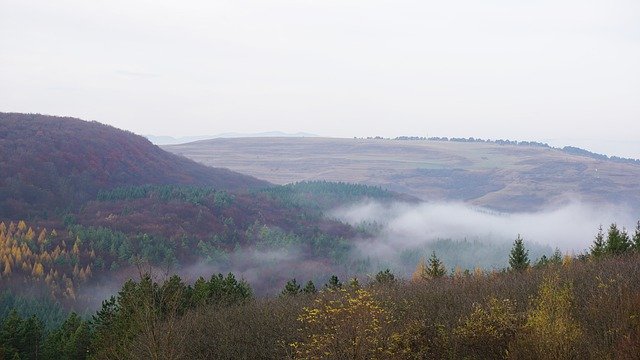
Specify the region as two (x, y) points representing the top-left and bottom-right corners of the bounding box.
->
(325, 275), (342, 290)
(281, 279), (301, 296)
(590, 225), (606, 258)
(348, 277), (360, 288)
(509, 234), (530, 271)
(426, 251), (446, 278)
(535, 255), (549, 268)
(375, 269), (396, 284)
(605, 223), (630, 255)
(633, 221), (640, 252)
(302, 280), (317, 294)
(550, 247), (563, 265)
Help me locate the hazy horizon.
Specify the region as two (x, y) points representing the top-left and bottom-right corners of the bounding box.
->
(2, 0), (639, 158)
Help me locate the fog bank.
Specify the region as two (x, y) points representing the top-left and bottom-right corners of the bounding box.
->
(331, 201), (637, 271)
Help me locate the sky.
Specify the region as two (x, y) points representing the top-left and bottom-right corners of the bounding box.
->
(1, 0), (639, 157)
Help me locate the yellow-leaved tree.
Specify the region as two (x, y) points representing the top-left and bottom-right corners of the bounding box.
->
(291, 287), (393, 359)
(508, 274), (583, 359)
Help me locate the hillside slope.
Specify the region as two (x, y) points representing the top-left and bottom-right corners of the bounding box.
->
(0, 113), (269, 218)
(165, 137), (640, 212)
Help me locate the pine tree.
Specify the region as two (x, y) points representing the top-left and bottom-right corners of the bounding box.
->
(633, 220), (640, 252)
(281, 278), (302, 296)
(303, 280), (317, 294)
(509, 234), (530, 271)
(535, 255), (549, 268)
(375, 269), (396, 284)
(348, 277), (360, 288)
(590, 225), (606, 259)
(550, 248), (563, 265)
(426, 251), (447, 278)
(325, 275), (342, 290)
(605, 223), (630, 255)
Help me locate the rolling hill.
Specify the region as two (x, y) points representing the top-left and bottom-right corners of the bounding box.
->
(164, 137), (640, 212)
(0, 113), (417, 306)
(0, 113), (269, 219)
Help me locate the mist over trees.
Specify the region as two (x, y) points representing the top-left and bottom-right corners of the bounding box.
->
(2, 225), (640, 359)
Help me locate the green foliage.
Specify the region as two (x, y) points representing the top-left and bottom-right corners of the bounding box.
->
(375, 268), (396, 284)
(260, 180), (395, 211)
(251, 224), (302, 250)
(303, 280), (317, 295)
(42, 313), (91, 360)
(69, 225), (176, 266)
(426, 252), (447, 278)
(281, 279), (302, 296)
(196, 238), (229, 264)
(632, 221), (640, 252)
(325, 275), (342, 290)
(534, 255), (549, 268)
(0, 292), (67, 330)
(189, 273), (253, 307)
(91, 272), (252, 358)
(96, 184), (233, 207)
(590, 225), (606, 258)
(0, 310), (44, 360)
(509, 234), (530, 271)
(605, 223), (631, 255)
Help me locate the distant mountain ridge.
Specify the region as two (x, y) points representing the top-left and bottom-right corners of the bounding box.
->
(0, 113), (269, 218)
(146, 131), (318, 145)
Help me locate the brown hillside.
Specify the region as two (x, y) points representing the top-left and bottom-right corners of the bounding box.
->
(0, 113), (269, 218)
(165, 137), (640, 212)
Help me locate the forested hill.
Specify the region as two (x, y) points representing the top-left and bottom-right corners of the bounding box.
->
(0, 112), (416, 308)
(0, 113), (269, 218)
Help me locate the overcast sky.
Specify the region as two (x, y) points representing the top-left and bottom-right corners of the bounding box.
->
(1, 0), (639, 157)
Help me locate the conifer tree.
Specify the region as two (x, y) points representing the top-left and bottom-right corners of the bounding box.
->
(509, 234), (530, 271)
(605, 223), (630, 255)
(303, 280), (317, 294)
(281, 279), (302, 296)
(535, 255), (549, 268)
(590, 225), (606, 258)
(633, 220), (640, 252)
(375, 269), (396, 284)
(348, 277), (360, 288)
(550, 248), (563, 264)
(325, 275), (342, 290)
(426, 251), (446, 278)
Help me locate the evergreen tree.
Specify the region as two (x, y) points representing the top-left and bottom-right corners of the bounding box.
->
(375, 269), (396, 284)
(590, 225), (606, 258)
(425, 252), (446, 278)
(633, 221), (640, 251)
(605, 223), (630, 255)
(550, 248), (563, 265)
(281, 279), (302, 296)
(302, 280), (317, 295)
(0, 310), (23, 358)
(534, 255), (549, 268)
(43, 312), (91, 360)
(509, 234), (530, 271)
(325, 275), (342, 290)
(0, 311), (44, 360)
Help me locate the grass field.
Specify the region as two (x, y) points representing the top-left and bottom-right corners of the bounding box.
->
(164, 138), (640, 212)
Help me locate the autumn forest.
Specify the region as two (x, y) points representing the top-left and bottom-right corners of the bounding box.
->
(1, 113), (640, 359)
